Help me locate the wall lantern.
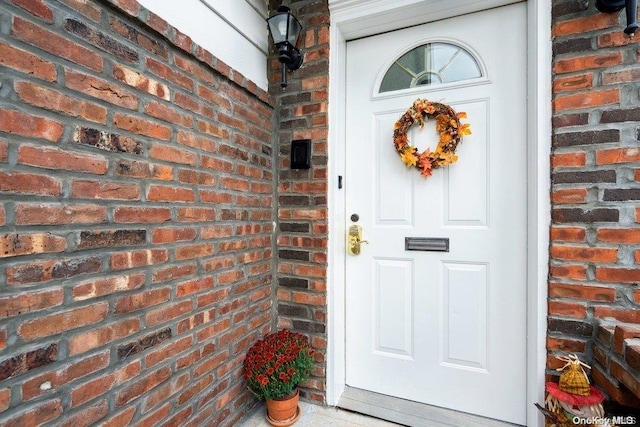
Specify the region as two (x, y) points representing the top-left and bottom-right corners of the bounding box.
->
(596, 0), (639, 36)
(267, 5), (303, 88)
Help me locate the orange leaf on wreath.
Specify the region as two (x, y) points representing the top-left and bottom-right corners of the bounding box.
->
(400, 147), (419, 167)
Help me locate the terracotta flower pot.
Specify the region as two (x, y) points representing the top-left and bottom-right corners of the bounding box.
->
(265, 388), (301, 427)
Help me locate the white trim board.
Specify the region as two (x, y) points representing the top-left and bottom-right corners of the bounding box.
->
(325, 1), (551, 426)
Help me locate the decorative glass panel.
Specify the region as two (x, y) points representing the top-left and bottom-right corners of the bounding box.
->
(380, 42), (482, 93)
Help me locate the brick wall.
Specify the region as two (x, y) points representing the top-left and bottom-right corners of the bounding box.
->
(550, 0), (640, 407)
(0, 0), (274, 425)
(268, 0), (330, 404)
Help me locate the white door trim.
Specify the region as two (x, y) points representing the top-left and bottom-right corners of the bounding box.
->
(325, 1), (551, 426)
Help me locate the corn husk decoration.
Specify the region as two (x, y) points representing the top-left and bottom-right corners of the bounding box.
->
(540, 355), (609, 427)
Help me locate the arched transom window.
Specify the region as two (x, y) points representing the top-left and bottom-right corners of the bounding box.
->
(380, 42), (482, 93)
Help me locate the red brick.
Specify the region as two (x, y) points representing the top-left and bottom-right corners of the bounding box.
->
(100, 406), (136, 427)
(114, 207), (171, 223)
(110, 249), (169, 270)
(593, 364), (640, 407)
(10, 0), (54, 21)
(597, 147), (640, 165)
(145, 57), (193, 91)
(201, 155), (233, 173)
(220, 177), (250, 192)
(174, 56), (215, 85)
(152, 263), (197, 283)
(549, 282), (616, 302)
(111, 0), (139, 16)
(145, 300), (193, 327)
(553, 52), (623, 74)
(115, 366), (171, 406)
(0, 171), (62, 196)
(553, 89), (620, 111)
(196, 289), (230, 310)
(626, 342), (640, 372)
(58, 0), (102, 21)
(138, 404), (171, 427)
(200, 190), (233, 204)
(550, 227), (587, 242)
(0, 109), (63, 142)
(15, 203), (106, 225)
(147, 185), (195, 203)
(12, 17), (102, 71)
(547, 337), (586, 353)
(70, 361), (140, 407)
(61, 400), (109, 427)
(149, 145), (197, 166)
(548, 300), (587, 318)
(114, 288), (170, 313)
(18, 303), (108, 340)
(151, 227), (197, 244)
(176, 207), (215, 222)
(552, 153), (587, 169)
(551, 189), (588, 204)
(72, 273), (145, 301)
(177, 131), (217, 152)
(113, 113), (172, 140)
(174, 92), (214, 118)
(65, 69), (137, 109)
(0, 42), (56, 81)
(0, 388), (9, 413)
(22, 351), (110, 400)
(145, 336), (192, 367)
(549, 264), (587, 280)
(599, 30), (640, 48)
(0, 233), (66, 259)
(597, 228), (640, 243)
(145, 101), (193, 127)
(603, 67), (640, 85)
(0, 288), (63, 319)
(175, 243), (215, 261)
(550, 245), (617, 262)
(115, 159), (173, 180)
(596, 267), (640, 284)
(0, 329), (6, 351)
(0, 206), (4, 227)
(15, 81), (107, 124)
(142, 372), (190, 413)
(292, 291), (325, 306)
(553, 13), (619, 36)
(613, 324), (640, 354)
(610, 360), (640, 398)
(176, 277), (213, 297)
(193, 316), (229, 341)
(113, 64), (169, 100)
(71, 180), (140, 200)
(18, 145), (108, 174)
(68, 319), (141, 356)
(2, 399), (62, 425)
(595, 307), (640, 323)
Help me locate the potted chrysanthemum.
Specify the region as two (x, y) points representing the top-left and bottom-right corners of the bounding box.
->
(243, 330), (314, 426)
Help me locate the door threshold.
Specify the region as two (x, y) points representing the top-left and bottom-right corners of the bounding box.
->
(338, 387), (523, 427)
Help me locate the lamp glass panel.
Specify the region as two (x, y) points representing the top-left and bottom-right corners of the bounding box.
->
(286, 15), (301, 45)
(268, 14), (288, 44)
(380, 42), (482, 93)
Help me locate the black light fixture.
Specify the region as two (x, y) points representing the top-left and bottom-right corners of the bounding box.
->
(267, 5), (303, 88)
(596, 0), (639, 36)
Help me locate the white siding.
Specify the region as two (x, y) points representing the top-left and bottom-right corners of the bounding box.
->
(137, 0), (269, 90)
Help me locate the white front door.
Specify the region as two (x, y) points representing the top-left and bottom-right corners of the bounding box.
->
(344, 4), (527, 424)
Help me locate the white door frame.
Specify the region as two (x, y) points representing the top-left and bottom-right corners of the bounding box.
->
(325, 1), (551, 426)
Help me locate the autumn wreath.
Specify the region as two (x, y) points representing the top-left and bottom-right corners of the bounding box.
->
(393, 99), (471, 178)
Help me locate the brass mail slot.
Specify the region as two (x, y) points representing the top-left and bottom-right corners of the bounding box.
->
(405, 237), (449, 252)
